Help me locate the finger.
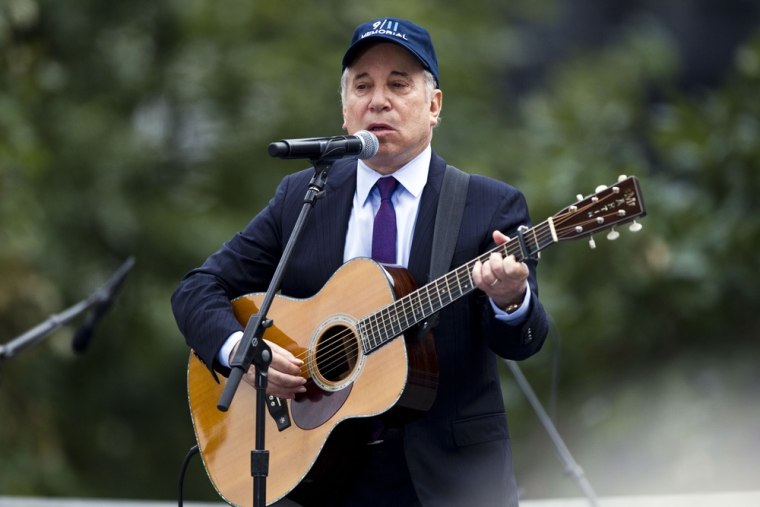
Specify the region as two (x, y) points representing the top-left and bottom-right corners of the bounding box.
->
(268, 369), (307, 392)
(472, 260), (484, 286)
(502, 254), (529, 280)
(249, 365), (306, 399)
(267, 340), (304, 376)
(267, 339), (303, 364)
(481, 258), (497, 286)
(492, 230), (510, 245)
(488, 252), (506, 281)
(268, 362), (306, 385)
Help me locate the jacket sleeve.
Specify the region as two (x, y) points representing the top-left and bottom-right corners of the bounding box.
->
(478, 182), (549, 360)
(170, 173), (296, 375)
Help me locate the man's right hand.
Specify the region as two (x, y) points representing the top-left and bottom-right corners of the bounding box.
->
(230, 339), (307, 399)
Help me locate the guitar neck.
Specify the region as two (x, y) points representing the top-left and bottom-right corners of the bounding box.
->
(358, 219), (557, 354)
(357, 174), (647, 355)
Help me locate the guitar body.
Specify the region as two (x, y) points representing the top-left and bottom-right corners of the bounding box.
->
(187, 258), (438, 506)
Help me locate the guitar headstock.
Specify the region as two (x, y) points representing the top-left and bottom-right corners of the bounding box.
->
(552, 175), (646, 246)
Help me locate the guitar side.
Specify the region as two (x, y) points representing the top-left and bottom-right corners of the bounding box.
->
(187, 259), (418, 506)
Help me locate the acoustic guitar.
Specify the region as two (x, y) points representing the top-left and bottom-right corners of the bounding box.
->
(187, 175), (646, 506)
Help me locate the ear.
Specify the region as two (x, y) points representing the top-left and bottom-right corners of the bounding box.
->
(429, 89), (443, 127)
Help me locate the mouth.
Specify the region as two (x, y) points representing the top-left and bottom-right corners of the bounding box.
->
(367, 123), (394, 134)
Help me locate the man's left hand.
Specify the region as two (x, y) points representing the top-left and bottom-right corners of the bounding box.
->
(472, 230), (529, 311)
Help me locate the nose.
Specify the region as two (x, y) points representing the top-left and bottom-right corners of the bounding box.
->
(368, 86), (391, 112)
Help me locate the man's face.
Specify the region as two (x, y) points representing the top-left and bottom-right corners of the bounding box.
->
(342, 42), (442, 174)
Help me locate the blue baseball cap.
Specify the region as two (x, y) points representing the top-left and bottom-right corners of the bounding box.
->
(342, 18), (440, 88)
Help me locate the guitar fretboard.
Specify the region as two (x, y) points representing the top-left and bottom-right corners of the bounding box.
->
(357, 219), (557, 354)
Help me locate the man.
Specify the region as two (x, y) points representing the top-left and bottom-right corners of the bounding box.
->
(172, 17), (549, 507)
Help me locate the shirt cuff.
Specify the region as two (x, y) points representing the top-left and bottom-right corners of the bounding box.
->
(217, 330), (244, 369)
(490, 284), (531, 324)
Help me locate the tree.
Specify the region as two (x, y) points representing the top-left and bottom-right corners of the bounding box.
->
(2, 0), (758, 500)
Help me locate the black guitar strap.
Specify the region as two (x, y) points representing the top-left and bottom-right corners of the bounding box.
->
(429, 164), (470, 281)
(419, 164), (470, 333)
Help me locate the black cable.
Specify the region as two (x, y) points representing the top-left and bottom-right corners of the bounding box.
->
(178, 444), (200, 507)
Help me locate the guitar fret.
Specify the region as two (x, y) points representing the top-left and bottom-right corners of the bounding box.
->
(434, 278), (445, 309)
(363, 316), (372, 350)
(442, 275), (454, 306)
(362, 221), (562, 355)
(378, 307), (391, 342)
(387, 304), (402, 339)
(369, 313), (381, 349)
(406, 295), (416, 325)
(531, 225), (540, 254)
(453, 269), (464, 296)
(357, 320), (366, 353)
(359, 320), (373, 355)
(453, 268), (465, 298)
(398, 296), (412, 330)
(458, 265), (473, 293)
(413, 291), (425, 322)
(443, 276), (453, 305)
(422, 287), (434, 317)
(436, 278), (447, 308)
(385, 307), (399, 341)
(430, 284), (439, 312)
(427, 283), (437, 312)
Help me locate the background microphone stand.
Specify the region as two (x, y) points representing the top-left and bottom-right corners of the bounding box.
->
(216, 158), (334, 507)
(505, 358), (600, 507)
(0, 256), (135, 365)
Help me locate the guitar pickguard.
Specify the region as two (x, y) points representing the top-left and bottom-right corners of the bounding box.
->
(291, 383), (352, 430)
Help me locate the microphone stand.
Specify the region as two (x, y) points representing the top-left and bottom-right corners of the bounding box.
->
(217, 158), (333, 507)
(505, 359), (600, 507)
(0, 256), (135, 365)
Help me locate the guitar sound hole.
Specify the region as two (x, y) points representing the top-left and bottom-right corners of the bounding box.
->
(315, 325), (358, 384)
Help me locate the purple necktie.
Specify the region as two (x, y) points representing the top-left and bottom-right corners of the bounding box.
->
(371, 177), (399, 264)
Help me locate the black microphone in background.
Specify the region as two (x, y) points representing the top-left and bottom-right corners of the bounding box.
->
(268, 130), (379, 160)
(71, 256), (135, 354)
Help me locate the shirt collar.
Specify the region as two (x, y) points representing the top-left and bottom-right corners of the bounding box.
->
(356, 146), (431, 205)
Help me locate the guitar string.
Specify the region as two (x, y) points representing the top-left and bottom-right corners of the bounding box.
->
(292, 207), (612, 380)
(295, 208), (613, 380)
(287, 226), (542, 380)
(286, 187), (635, 381)
(289, 247), (491, 377)
(291, 217), (551, 369)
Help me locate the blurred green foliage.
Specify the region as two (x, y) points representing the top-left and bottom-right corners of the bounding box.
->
(1, 0), (758, 501)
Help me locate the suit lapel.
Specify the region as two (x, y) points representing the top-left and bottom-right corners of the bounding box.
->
(408, 154), (447, 286)
(312, 160), (357, 279)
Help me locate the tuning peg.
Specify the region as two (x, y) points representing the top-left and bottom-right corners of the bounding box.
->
(629, 220), (642, 232)
(618, 174), (628, 182)
(595, 184), (608, 193)
(607, 228), (620, 241)
(588, 236), (597, 249)
(576, 194), (584, 201)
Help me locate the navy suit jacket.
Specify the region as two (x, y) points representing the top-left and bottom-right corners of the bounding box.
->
(172, 152), (549, 506)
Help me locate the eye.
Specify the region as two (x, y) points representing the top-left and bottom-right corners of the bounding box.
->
(391, 80), (411, 91)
